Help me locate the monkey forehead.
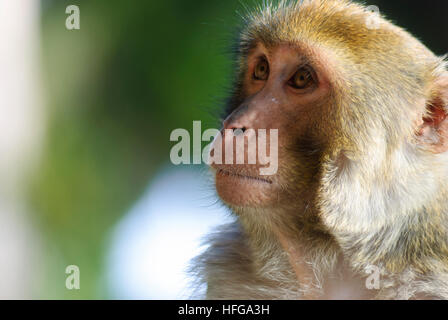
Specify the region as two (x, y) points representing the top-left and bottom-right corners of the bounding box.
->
(241, 0), (403, 49)
(239, 0), (438, 79)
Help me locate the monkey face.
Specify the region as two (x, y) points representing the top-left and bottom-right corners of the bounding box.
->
(208, 0), (448, 232)
(211, 43), (334, 210)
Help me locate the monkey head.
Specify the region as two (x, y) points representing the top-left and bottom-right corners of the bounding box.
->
(208, 0), (448, 250)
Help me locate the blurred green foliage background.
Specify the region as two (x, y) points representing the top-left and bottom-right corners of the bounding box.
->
(30, 0), (448, 299)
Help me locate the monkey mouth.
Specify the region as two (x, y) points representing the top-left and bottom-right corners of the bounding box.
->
(216, 168), (273, 185)
(213, 166), (278, 207)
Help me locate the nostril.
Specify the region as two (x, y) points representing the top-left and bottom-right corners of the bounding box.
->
(223, 104), (249, 130)
(232, 127), (246, 135)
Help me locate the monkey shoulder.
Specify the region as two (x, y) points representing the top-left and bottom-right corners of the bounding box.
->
(190, 221), (298, 299)
(190, 222), (253, 299)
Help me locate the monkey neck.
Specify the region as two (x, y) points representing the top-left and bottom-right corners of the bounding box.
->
(273, 230), (323, 299)
(236, 206), (372, 299)
(275, 230), (374, 299)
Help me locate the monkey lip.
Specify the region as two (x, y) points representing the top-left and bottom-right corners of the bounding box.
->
(215, 168), (273, 185)
(213, 165), (278, 207)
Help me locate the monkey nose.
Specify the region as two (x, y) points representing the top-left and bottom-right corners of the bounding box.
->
(223, 104), (250, 131)
(223, 124), (247, 137)
(233, 128), (246, 135)
(221, 126), (247, 140)
(223, 116), (247, 134)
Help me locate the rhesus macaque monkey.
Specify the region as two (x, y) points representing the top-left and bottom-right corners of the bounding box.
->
(192, 0), (448, 299)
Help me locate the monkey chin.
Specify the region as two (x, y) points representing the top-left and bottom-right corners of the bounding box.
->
(214, 167), (278, 208)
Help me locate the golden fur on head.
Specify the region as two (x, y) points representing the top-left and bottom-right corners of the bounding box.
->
(239, 0), (445, 146)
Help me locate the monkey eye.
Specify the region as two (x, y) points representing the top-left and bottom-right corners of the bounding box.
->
(289, 67), (314, 89)
(253, 59), (269, 80)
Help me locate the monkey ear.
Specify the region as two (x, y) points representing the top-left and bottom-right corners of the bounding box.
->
(417, 75), (448, 153)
